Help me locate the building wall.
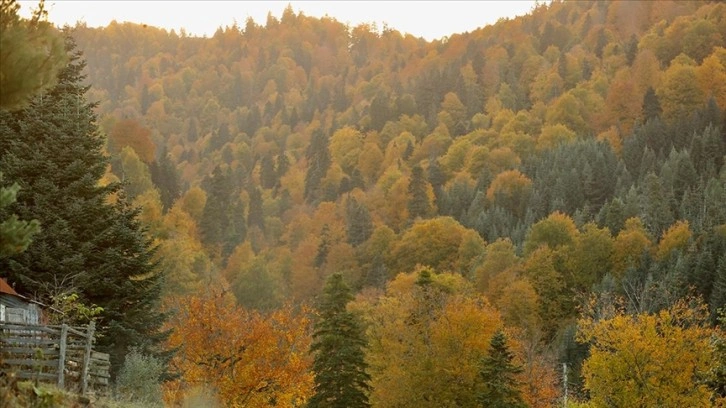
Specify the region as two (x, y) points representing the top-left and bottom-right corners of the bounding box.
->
(0, 294), (41, 324)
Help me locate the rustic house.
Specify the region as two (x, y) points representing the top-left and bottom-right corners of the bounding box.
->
(0, 277), (41, 324)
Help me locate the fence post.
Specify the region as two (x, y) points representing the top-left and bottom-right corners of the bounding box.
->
(57, 324), (68, 388)
(81, 321), (95, 395)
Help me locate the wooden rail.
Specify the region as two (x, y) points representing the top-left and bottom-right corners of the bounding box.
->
(0, 322), (110, 394)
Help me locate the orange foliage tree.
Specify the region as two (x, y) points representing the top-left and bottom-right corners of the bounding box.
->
(164, 290), (314, 407)
(108, 118), (157, 164)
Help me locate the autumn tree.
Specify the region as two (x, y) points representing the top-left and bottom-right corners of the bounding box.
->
(389, 216), (475, 275)
(309, 273), (371, 408)
(330, 126), (364, 174)
(523, 211), (578, 256)
(360, 270), (503, 407)
(487, 169), (533, 219)
(657, 62), (705, 121)
(577, 299), (717, 407)
(610, 217), (653, 276)
(164, 290), (313, 407)
(108, 118), (157, 164)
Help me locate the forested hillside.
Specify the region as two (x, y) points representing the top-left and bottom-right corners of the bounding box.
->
(2, 0), (726, 406)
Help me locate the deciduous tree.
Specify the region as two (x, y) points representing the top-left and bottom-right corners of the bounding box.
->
(578, 299), (716, 408)
(164, 291), (313, 407)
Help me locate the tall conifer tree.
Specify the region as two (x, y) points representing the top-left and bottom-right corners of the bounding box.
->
(478, 331), (527, 408)
(0, 37), (164, 376)
(408, 164), (432, 220)
(309, 274), (371, 408)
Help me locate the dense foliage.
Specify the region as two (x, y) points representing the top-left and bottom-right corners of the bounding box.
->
(0, 38), (165, 376)
(2, 0), (725, 405)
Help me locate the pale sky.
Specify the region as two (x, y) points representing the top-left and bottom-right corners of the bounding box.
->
(19, 1), (540, 41)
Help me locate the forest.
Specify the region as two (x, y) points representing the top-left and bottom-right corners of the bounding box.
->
(1, 0), (726, 406)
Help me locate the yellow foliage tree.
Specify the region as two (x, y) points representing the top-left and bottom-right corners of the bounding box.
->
(487, 169), (533, 218)
(612, 217), (653, 277)
(578, 299), (716, 408)
(389, 216), (473, 275)
(329, 126), (364, 174)
(523, 211), (578, 256)
(475, 237), (520, 293)
(695, 50), (726, 110)
(656, 220), (692, 261)
(657, 61), (705, 121)
(537, 123), (576, 151)
(356, 270), (503, 407)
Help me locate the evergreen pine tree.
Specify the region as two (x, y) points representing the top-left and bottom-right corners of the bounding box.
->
(408, 164), (432, 220)
(345, 196), (373, 247)
(0, 38), (165, 376)
(247, 185), (265, 230)
(200, 165), (246, 257)
(642, 87), (662, 122)
(0, 174), (40, 257)
(309, 274), (371, 408)
(149, 148), (181, 212)
(305, 129), (331, 204)
(260, 154), (277, 189)
(478, 331), (527, 408)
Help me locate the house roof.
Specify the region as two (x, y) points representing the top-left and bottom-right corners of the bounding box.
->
(0, 277), (20, 297)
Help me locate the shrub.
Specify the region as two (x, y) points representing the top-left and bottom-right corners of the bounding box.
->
(115, 349), (164, 406)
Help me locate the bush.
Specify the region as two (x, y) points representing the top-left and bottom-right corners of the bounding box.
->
(114, 349), (164, 406)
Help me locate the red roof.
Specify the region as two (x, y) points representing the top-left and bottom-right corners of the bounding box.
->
(0, 277), (20, 297)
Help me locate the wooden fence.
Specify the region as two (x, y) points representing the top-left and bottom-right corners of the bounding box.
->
(0, 321), (110, 395)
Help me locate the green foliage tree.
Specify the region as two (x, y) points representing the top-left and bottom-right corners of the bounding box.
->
(642, 86), (662, 121)
(199, 165), (246, 257)
(478, 331), (527, 408)
(0, 40), (165, 376)
(309, 273), (371, 408)
(345, 196), (373, 247)
(305, 128), (332, 204)
(0, 174), (40, 257)
(0, 0), (67, 110)
(149, 149), (181, 212)
(407, 164), (432, 220)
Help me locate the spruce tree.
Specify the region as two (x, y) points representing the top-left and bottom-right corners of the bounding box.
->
(199, 165), (246, 257)
(408, 164), (432, 220)
(0, 174), (40, 257)
(0, 38), (165, 376)
(304, 129), (331, 204)
(309, 274), (371, 408)
(149, 148), (181, 212)
(478, 331), (527, 408)
(345, 196), (373, 247)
